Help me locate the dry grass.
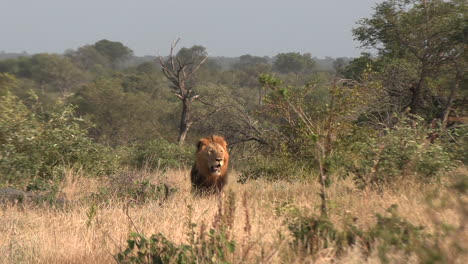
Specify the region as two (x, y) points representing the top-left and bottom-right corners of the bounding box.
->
(0, 168), (466, 264)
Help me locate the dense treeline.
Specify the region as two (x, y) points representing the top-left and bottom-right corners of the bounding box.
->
(0, 0), (466, 192)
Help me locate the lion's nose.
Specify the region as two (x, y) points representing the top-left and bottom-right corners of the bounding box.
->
(215, 158), (223, 162)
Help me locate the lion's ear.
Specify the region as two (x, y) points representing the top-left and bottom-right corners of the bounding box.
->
(196, 138), (209, 151)
(220, 140), (228, 150)
(214, 136), (228, 150)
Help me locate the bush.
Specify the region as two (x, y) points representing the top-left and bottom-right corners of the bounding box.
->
(364, 205), (431, 263)
(238, 154), (310, 183)
(339, 114), (456, 188)
(286, 204), (442, 263)
(129, 138), (193, 171)
(288, 215), (352, 255)
(0, 92), (118, 188)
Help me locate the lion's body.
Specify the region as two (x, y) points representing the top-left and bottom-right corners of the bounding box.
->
(190, 135), (229, 194)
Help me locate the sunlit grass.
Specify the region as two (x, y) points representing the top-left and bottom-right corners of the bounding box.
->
(0, 168), (466, 263)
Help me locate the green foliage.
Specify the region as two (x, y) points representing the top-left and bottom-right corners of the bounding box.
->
(285, 204), (450, 263)
(0, 92), (117, 188)
(441, 126), (468, 165)
(116, 229), (236, 264)
(176, 45), (208, 66)
(365, 205), (431, 263)
(93, 39), (133, 68)
(116, 232), (192, 264)
(341, 114), (456, 188)
(353, 0), (466, 116)
(0, 54), (85, 96)
(0, 73), (18, 95)
(66, 45), (112, 74)
(233, 54), (269, 71)
(273, 52), (315, 74)
(343, 52), (380, 80)
(258, 74), (371, 179)
(288, 215), (353, 256)
(238, 155), (309, 183)
(353, 0), (466, 58)
(70, 77), (171, 146)
(128, 138), (194, 171)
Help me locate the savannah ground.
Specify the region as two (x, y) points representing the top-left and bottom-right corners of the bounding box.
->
(1, 167), (466, 264)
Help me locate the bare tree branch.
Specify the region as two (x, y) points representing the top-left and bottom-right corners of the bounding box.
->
(158, 39), (209, 144)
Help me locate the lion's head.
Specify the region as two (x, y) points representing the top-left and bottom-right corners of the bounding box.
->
(195, 135), (229, 177)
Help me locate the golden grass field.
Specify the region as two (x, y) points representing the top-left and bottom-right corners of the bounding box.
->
(1, 167), (466, 264)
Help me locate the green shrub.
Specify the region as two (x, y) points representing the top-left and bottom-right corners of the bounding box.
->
(0, 92), (118, 188)
(116, 232), (193, 264)
(238, 155), (310, 183)
(364, 205), (431, 263)
(288, 215), (351, 255)
(285, 204), (449, 263)
(441, 126), (468, 165)
(129, 139), (193, 171)
(339, 114), (456, 188)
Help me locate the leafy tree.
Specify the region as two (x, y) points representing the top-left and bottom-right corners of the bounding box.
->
(93, 39), (133, 69)
(233, 54), (269, 70)
(66, 45), (111, 73)
(135, 61), (160, 75)
(259, 74), (372, 216)
(0, 58), (21, 74)
(343, 53), (379, 79)
(273, 52), (315, 75)
(1, 54), (85, 97)
(27, 54), (85, 97)
(332, 57), (349, 76)
(353, 0), (466, 117)
(70, 78), (169, 146)
(175, 45), (208, 72)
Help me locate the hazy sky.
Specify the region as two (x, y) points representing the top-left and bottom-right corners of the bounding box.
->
(1, 0), (382, 58)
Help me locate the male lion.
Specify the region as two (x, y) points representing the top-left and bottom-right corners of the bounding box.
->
(190, 135), (229, 194)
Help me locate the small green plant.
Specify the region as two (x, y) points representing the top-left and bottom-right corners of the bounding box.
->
(288, 215), (347, 255)
(116, 232), (192, 264)
(86, 203), (98, 227)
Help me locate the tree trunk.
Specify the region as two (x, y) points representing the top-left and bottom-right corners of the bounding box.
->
(409, 66), (427, 115)
(177, 98), (192, 145)
(442, 64), (462, 129)
(317, 144), (328, 218)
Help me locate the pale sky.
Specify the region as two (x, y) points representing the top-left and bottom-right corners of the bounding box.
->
(0, 0), (382, 57)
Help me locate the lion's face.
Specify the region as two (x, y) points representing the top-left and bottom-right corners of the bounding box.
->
(203, 143), (226, 175)
(196, 136), (229, 177)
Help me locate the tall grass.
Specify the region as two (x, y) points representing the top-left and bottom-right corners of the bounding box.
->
(1, 168), (466, 263)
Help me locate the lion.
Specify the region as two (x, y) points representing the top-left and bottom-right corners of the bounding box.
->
(190, 135), (230, 194)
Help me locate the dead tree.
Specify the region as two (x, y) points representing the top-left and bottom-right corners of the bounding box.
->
(159, 39), (207, 145)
